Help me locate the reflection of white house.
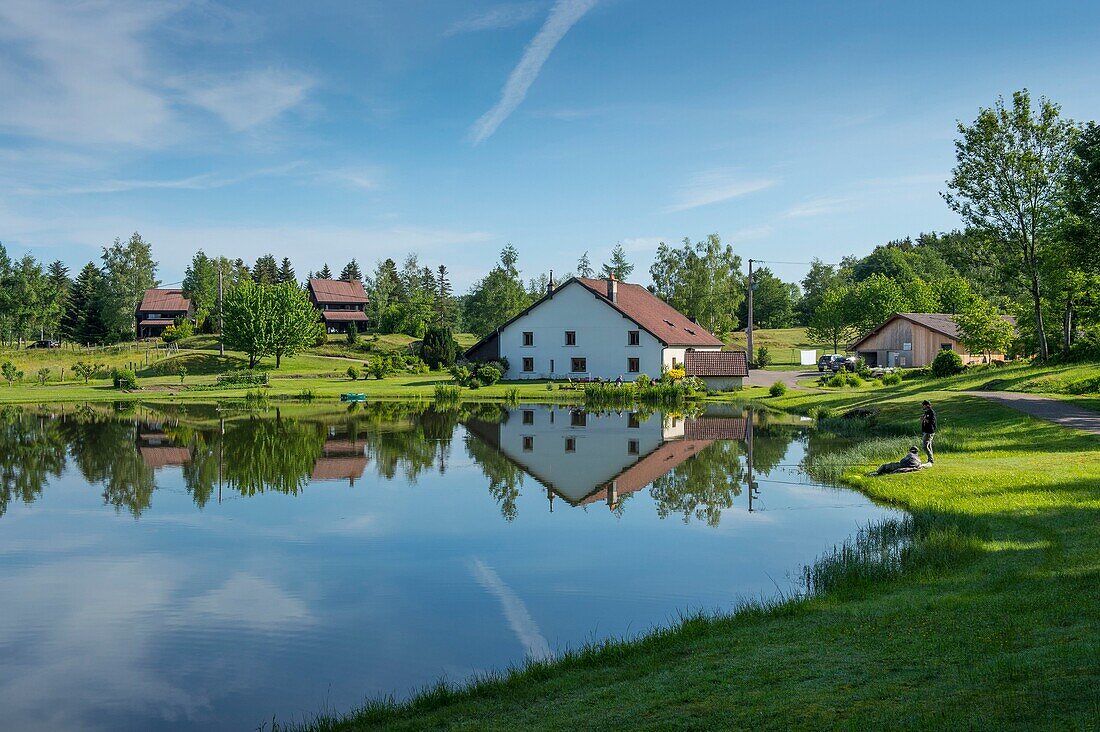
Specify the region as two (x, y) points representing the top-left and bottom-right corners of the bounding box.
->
(465, 277), (745, 385)
(465, 407), (746, 511)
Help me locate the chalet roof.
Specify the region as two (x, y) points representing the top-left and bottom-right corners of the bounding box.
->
(850, 312), (1017, 349)
(138, 289), (190, 313)
(139, 319), (176, 327)
(684, 351), (748, 378)
(574, 277), (724, 347)
(578, 438), (713, 507)
(320, 310), (368, 322)
(464, 276), (722, 359)
(683, 417), (748, 441)
(309, 278), (368, 304)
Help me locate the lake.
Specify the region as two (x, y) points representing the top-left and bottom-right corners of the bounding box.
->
(0, 401), (900, 731)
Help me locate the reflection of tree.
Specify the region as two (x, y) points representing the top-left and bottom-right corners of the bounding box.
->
(181, 431), (218, 508)
(650, 441), (745, 527)
(750, 424), (799, 476)
(464, 432), (524, 522)
(0, 407), (66, 517)
(221, 417), (327, 496)
(59, 413), (156, 518)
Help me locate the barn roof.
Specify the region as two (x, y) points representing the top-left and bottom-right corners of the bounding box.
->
(137, 289), (190, 313)
(308, 278), (368, 304)
(850, 312), (1017, 349)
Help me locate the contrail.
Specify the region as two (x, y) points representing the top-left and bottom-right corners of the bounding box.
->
(469, 558), (552, 660)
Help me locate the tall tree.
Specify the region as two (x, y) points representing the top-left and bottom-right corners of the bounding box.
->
(649, 234), (744, 338)
(221, 280), (273, 368)
(737, 267), (799, 329)
(252, 254), (279, 284)
(276, 257), (296, 284)
(435, 264), (457, 328)
(44, 260), (71, 340)
(339, 259), (363, 283)
(797, 258), (844, 325)
(100, 232), (159, 341)
(317, 263), (333, 280)
(576, 251), (594, 278)
(464, 246), (531, 337)
(943, 90), (1078, 359)
(268, 281), (322, 368)
(61, 263), (108, 344)
(366, 258), (402, 328)
(182, 250), (218, 327)
(845, 274), (908, 333)
(956, 298), (1016, 361)
(601, 243), (634, 280)
(806, 285), (859, 354)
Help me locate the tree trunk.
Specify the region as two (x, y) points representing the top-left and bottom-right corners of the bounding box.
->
(276, 350), (282, 368)
(249, 354), (256, 369)
(1063, 293), (1073, 356)
(1031, 271), (1048, 360)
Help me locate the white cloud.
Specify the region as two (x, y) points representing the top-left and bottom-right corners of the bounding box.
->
(665, 170), (777, 213)
(12, 162), (304, 196)
(444, 2), (544, 36)
(469, 558), (552, 660)
(182, 572), (313, 629)
(181, 68), (314, 131)
(783, 195), (855, 218)
(469, 0), (598, 144)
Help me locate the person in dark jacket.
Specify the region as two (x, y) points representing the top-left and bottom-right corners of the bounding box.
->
(921, 400), (937, 464)
(874, 447), (923, 475)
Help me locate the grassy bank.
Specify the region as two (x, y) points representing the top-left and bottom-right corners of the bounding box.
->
(287, 385), (1099, 730)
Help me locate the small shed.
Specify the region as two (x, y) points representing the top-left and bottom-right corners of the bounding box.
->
(683, 351), (748, 391)
(849, 312), (1013, 368)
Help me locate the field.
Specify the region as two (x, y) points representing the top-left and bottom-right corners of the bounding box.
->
(283, 370), (1100, 730)
(724, 326), (831, 366)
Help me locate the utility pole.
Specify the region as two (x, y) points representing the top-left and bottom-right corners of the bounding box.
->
(746, 258), (754, 369)
(217, 267), (224, 357)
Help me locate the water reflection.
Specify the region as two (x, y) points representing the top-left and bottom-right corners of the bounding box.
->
(0, 402), (806, 525)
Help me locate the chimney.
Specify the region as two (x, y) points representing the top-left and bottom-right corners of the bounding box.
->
(547, 270), (555, 294)
(606, 275), (618, 303)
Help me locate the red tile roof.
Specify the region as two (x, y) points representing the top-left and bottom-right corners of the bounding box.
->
(574, 278), (724, 347)
(138, 289), (190, 313)
(139, 446), (192, 468)
(311, 457), (368, 482)
(309, 278), (368, 304)
(320, 310), (368, 322)
(579, 439), (713, 507)
(683, 417), (748, 440)
(684, 350), (748, 377)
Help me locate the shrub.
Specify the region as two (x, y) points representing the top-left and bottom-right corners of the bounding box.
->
(845, 372), (864, 387)
(755, 346), (773, 368)
(826, 373), (847, 388)
(476, 364), (502, 386)
(346, 322), (359, 346)
(665, 367), (686, 382)
(37, 367), (51, 385)
(1, 361), (21, 386)
(367, 356), (391, 380)
(72, 361), (97, 384)
(449, 364), (473, 387)
(215, 370), (269, 386)
(931, 349), (964, 378)
(882, 372), (902, 386)
(177, 365), (187, 384)
(421, 325), (459, 369)
(433, 383), (461, 403)
(346, 365), (361, 380)
(161, 320), (194, 343)
(112, 368), (137, 390)
(769, 380), (787, 397)
(634, 373), (652, 388)
(901, 367), (932, 380)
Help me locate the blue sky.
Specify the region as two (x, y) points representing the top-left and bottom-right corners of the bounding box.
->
(2, 0), (1099, 290)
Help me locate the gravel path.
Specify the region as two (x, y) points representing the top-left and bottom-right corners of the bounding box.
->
(745, 368), (821, 390)
(968, 391), (1100, 435)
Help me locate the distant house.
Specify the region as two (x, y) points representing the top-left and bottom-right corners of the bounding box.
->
(683, 351), (748, 391)
(135, 289), (192, 339)
(850, 312), (1014, 368)
(308, 278), (369, 334)
(465, 276), (743, 382)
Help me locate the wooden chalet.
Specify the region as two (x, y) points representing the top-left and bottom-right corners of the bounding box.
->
(308, 278), (369, 334)
(135, 289), (192, 339)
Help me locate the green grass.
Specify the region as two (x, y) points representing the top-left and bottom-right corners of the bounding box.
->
(725, 326), (831, 365)
(283, 383), (1100, 730)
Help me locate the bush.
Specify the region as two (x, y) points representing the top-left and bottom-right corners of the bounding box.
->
(346, 322), (359, 346)
(161, 320), (194, 343)
(346, 365), (361, 380)
(755, 346), (773, 368)
(215, 370), (269, 386)
(769, 380), (787, 397)
(826, 373), (847, 388)
(931, 349), (964, 378)
(367, 356), (391, 380)
(901, 367), (932, 380)
(112, 368), (138, 390)
(882, 372), (902, 386)
(449, 364), (473, 387)
(665, 367), (686, 382)
(476, 364), (502, 386)
(37, 367), (51, 385)
(634, 373), (652, 388)
(421, 325), (459, 369)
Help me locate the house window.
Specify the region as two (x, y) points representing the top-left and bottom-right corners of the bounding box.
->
(627, 330), (640, 346)
(571, 357), (586, 373)
(570, 411), (587, 428)
(564, 331), (576, 346)
(627, 357), (640, 373)
(522, 357), (534, 372)
(940, 343), (953, 351)
(522, 410), (534, 425)
(628, 439), (640, 455)
(522, 436), (534, 452)
(628, 413), (640, 429)
(522, 331), (534, 346)
(565, 437), (576, 453)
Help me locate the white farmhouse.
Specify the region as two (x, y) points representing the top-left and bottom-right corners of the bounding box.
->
(464, 276), (746, 386)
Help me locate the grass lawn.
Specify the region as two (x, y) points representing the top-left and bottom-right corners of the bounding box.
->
(287, 382), (1100, 730)
(725, 326), (831, 365)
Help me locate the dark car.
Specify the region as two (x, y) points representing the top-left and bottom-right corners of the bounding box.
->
(26, 340), (61, 349)
(818, 354), (846, 372)
(831, 355), (858, 372)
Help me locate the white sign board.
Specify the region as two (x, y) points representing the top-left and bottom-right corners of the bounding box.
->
(800, 349), (818, 366)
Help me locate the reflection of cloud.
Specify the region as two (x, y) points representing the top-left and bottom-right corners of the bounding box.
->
(182, 572), (313, 629)
(469, 558), (551, 660)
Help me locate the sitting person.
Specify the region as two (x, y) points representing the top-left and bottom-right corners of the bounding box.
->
(872, 446), (924, 476)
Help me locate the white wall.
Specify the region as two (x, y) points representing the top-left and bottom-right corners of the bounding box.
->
(499, 282), (664, 380)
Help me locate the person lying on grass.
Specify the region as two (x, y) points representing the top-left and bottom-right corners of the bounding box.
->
(871, 446), (925, 476)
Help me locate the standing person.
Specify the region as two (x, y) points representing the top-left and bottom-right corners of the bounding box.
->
(921, 400), (937, 464)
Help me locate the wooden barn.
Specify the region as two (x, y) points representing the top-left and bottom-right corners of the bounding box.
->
(849, 312), (1012, 368)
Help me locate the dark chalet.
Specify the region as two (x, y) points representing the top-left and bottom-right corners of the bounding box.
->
(308, 278), (369, 334)
(135, 289), (192, 339)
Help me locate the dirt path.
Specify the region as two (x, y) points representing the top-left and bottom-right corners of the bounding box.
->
(745, 368), (821, 390)
(968, 391), (1100, 436)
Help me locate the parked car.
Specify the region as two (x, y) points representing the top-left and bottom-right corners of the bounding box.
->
(818, 354), (843, 372)
(26, 340), (60, 349)
(831, 356), (858, 372)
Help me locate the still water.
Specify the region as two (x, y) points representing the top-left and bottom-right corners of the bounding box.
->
(0, 401), (900, 731)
